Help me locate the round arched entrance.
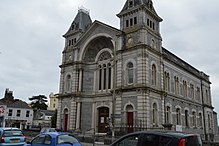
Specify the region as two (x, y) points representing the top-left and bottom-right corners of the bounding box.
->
(126, 105), (134, 133)
(63, 109), (68, 131)
(98, 107), (109, 133)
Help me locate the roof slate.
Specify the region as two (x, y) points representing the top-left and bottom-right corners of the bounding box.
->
(64, 8), (92, 37)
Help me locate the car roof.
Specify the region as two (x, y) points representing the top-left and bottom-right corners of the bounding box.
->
(0, 127), (20, 130)
(117, 131), (198, 139)
(41, 132), (72, 137)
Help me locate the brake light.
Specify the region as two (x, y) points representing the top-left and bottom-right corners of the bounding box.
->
(24, 135), (27, 142)
(1, 136), (4, 143)
(178, 138), (186, 146)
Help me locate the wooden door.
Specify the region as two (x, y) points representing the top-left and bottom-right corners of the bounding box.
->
(98, 107), (109, 133)
(127, 112), (133, 133)
(64, 113), (68, 131)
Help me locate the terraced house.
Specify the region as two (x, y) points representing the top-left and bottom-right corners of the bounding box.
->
(57, 0), (218, 142)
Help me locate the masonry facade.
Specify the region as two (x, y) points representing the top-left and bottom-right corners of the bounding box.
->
(57, 0), (217, 141)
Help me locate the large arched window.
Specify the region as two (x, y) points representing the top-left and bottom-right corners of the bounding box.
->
(152, 103), (158, 126)
(176, 108), (181, 125)
(66, 75), (72, 93)
(97, 51), (112, 91)
(127, 62), (134, 84)
(152, 64), (157, 86)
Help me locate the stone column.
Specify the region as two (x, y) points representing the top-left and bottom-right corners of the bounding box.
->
(76, 102), (81, 130)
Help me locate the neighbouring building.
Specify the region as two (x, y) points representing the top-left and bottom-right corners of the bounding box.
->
(0, 88), (33, 129)
(57, 0), (217, 142)
(32, 109), (56, 128)
(48, 92), (58, 110)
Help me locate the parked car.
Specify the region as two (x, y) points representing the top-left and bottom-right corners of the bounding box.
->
(25, 132), (81, 146)
(0, 127), (26, 146)
(110, 131), (202, 146)
(40, 128), (57, 134)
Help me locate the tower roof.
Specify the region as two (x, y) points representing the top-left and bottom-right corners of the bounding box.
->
(118, 0), (162, 21)
(64, 7), (92, 37)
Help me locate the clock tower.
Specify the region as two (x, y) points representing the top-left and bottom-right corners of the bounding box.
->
(117, 0), (163, 51)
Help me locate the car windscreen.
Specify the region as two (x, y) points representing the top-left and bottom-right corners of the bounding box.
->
(57, 134), (79, 144)
(3, 130), (23, 137)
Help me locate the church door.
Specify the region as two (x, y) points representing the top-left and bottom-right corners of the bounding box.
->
(127, 112), (133, 133)
(64, 109), (68, 131)
(126, 105), (134, 133)
(98, 107), (109, 133)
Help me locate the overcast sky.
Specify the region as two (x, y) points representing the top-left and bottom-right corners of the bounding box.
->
(0, 0), (219, 114)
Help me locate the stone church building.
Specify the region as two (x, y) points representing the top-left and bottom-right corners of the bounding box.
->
(57, 0), (217, 141)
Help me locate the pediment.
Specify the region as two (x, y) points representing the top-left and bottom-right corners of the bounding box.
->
(75, 20), (121, 47)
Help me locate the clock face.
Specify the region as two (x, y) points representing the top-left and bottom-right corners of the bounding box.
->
(127, 37), (134, 46)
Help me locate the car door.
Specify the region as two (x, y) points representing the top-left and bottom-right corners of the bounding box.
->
(111, 133), (141, 146)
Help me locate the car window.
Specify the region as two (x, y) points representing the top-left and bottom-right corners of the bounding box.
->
(112, 134), (140, 146)
(186, 136), (202, 146)
(40, 128), (46, 133)
(49, 129), (56, 132)
(57, 134), (79, 144)
(43, 135), (52, 145)
(32, 135), (46, 144)
(159, 135), (173, 146)
(137, 134), (160, 146)
(3, 130), (23, 137)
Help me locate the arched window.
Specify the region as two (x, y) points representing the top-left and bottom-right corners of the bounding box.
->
(199, 112), (203, 128)
(152, 64), (156, 86)
(185, 110), (189, 128)
(196, 87), (201, 101)
(152, 103), (158, 126)
(190, 84), (194, 99)
(129, 0), (134, 8)
(176, 108), (181, 125)
(97, 51), (112, 91)
(151, 39), (155, 48)
(183, 80), (187, 97)
(174, 76), (179, 95)
(192, 111), (197, 128)
(164, 72), (170, 92)
(66, 75), (72, 93)
(165, 106), (171, 124)
(127, 62), (134, 84)
(208, 114), (211, 130)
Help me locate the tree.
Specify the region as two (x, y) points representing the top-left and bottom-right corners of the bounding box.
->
(29, 95), (48, 111)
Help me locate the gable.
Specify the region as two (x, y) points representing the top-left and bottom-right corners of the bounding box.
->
(75, 20), (122, 62)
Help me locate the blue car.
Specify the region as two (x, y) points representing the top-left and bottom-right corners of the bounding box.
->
(0, 127), (26, 146)
(25, 132), (81, 146)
